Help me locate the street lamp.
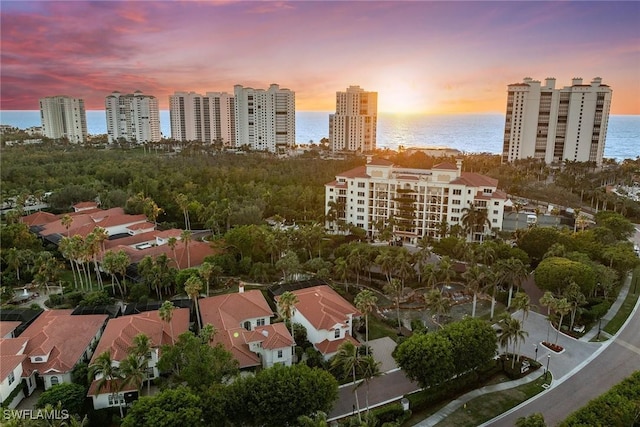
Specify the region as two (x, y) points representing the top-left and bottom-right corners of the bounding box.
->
(533, 343), (538, 361)
(545, 354), (551, 380)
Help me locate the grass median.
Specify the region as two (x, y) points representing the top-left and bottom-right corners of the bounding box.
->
(603, 266), (640, 336)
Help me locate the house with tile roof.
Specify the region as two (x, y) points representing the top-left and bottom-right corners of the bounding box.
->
(87, 308), (190, 410)
(0, 337), (28, 408)
(280, 285), (361, 360)
(325, 157), (506, 243)
(10, 310), (108, 399)
(198, 286), (295, 369)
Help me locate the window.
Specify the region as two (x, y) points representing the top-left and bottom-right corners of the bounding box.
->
(8, 371), (15, 385)
(256, 318), (266, 326)
(277, 350), (283, 358)
(357, 207), (364, 213)
(334, 328), (340, 338)
(451, 217), (459, 222)
(452, 200), (461, 205)
(451, 208), (460, 213)
(493, 219), (498, 223)
(357, 192), (365, 197)
(357, 200), (365, 205)
(493, 210), (499, 215)
(50, 376), (59, 386)
(453, 189), (462, 195)
(358, 182), (365, 188)
(494, 201), (500, 206)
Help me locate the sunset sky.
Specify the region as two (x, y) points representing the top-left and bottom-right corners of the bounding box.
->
(1, 1), (639, 114)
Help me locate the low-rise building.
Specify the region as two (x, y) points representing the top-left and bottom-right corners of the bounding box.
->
(325, 157), (506, 243)
(87, 308), (190, 410)
(199, 286), (295, 369)
(280, 285), (361, 360)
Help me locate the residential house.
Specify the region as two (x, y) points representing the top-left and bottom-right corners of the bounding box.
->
(15, 310), (107, 397)
(87, 308), (190, 410)
(281, 285), (361, 360)
(0, 338), (28, 408)
(199, 286), (295, 369)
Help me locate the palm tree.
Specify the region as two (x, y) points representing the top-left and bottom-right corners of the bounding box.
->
(159, 300), (176, 345)
(176, 193), (191, 230)
(119, 353), (145, 398)
(88, 351), (123, 417)
(331, 341), (362, 423)
(551, 297), (571, 344)
(383, 278), (402, 330)
(564, 281), (586, 331)
(181, 230), (193, 268)
(424, 289), (451, 327)
(354, 289), (378, 355)
(461, 202), (490, 242)
(297, 411), (328, 427)
(167, 236), (178, 267)
(462, 264), (484, 317)
(437, 256), (455, 287)
(359, 355), (381, 413)
(333, 257), (349, 292)
(499, 317), (528, 368)
(277, 291), (299, 351)
(375, 249), (396, 284)
(512, 292), (532, 329)
(61, 214), (73, 237)
(497, 258), (529, 308)
(420, 263), (438, 290)
(131, 333), (152, 394)
(184, 275), (203, 330)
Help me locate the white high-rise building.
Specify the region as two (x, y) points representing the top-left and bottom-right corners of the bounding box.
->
(39, 96), (87, 143)
(234, 84), (295, 153)
(329, 85), (377, 153)
(105, 91), (161, 144)
(169, 91), (235, 145)
(502, 77), (612, 166)
(325, 158), (506, 243)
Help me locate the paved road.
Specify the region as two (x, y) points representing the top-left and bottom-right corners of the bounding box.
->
(327, 370), (418, 421)
(485, 286), (640, 426)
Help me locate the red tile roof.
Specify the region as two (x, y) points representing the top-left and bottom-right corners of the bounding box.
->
(126, 222), (155, 231)
(337, 166), (370, 179)
(0, 337), (29, 356)
(315, 335), (360, 356)
(90, 308), (190, 363)
(0, 354), (27, 382)
(154, 229), (183, 239)
(367, 158), (394, 166)
(20, 310), (108, 376)
(285, 285), (361, 331)
(0, 321), (22, 338)
(20, 211), (57, 227)
(450, 172), (498, 188)
(87, 378), (138, 397)
(198, 290), (293, 368)
(73, 202), (99, 210)
(432, 162), (458, 170)
(113, 240), (217, 269)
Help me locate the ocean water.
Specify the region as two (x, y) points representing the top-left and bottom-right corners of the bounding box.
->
(1, 110), (638, 160)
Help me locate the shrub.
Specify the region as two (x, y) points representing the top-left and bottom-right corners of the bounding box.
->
(371, 402), (404, 424)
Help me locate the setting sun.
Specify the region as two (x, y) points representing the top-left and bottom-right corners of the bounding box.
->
(374, 73), (432, 114)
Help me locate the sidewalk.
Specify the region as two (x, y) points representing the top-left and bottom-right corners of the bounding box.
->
(413, 371), (545, 427)
(580, 271), (632, 341)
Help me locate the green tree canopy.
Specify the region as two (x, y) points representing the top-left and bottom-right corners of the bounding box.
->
(36, 383), (87, 418)
(121, 386), (204, 427)
(157, 330), (238, 392)
(394, 331), (455, 388)
(534, 256), (596, 296)
(224, 364), (338, 427)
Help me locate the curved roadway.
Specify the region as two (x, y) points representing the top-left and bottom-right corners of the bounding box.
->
(485, 289), (640, 426)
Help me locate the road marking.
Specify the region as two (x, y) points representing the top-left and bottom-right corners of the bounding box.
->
(614, 338), (640, 356)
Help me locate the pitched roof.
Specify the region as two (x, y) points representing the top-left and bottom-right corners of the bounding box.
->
(0, 321), (22, 338)
(315, 335), (360, 356)
(337, 166), (370, 179)
(199, 290), (293, 369)
(367, 158), (394, 166)
(20, 211), (57, 227)
(285, 285), (361, 331)
(90, 308), (190, 363)
(0, 337), (29, 356)
(450, 172), (498, 188)
(73, 202), (99, 210)
(87, 378), (138, 397)
(119, 240), (217, 269)
(0, 354), (27, 381)
(432, 162), (458, 170)
(20, 310), (108, 376)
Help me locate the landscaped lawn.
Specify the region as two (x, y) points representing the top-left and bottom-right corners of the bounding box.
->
(603, 267), (640, 335)
(429, 374), (552, 427)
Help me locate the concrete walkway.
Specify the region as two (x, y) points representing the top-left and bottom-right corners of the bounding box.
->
(413, 272), (634, 426)
(580, 271), (632, 341)
(414, 371), (545, 427)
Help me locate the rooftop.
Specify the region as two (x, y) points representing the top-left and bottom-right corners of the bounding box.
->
(283, 285), (361, 331)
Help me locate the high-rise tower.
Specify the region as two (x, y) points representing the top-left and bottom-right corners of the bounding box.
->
(234, 84), (295, 153)
(502, 77), (612, 166)
(105, 91), (160, 144)
(329, 86), (378, 153)
(169, 91), (235, 145)
(39, 96), (87, 143)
